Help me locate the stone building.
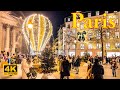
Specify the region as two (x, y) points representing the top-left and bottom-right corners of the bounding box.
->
(0, 11), (28, 55)
(57, 11), (120, 57)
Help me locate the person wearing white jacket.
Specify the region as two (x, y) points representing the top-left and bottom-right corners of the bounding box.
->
(21, 57), (33, 79)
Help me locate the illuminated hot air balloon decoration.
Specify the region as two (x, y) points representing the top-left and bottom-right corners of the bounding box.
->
(22, 14), (53, 55)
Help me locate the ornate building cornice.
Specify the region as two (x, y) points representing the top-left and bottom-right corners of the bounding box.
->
(0, 11), (21, 27)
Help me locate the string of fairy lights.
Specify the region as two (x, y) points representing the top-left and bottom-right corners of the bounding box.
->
(22, 14), (53, 55)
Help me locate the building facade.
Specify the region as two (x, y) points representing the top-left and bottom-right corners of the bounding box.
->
(0, 11), (25, 55)
(57, 11), (120, 57)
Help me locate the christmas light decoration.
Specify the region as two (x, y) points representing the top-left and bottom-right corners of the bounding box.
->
(22, 14), (53, 55)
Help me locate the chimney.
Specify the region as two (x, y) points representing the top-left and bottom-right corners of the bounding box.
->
(88, 13), (91, 17)
(96, 11), (99, 16)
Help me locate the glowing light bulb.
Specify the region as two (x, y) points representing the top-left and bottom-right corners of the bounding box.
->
(28, 24), (33, 29)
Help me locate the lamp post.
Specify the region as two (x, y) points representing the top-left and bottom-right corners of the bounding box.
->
(74, 40), (77, 57)
(27, 24), (33, 57)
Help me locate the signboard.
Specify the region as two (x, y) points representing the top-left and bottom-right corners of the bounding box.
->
(3, 64), (18, 76)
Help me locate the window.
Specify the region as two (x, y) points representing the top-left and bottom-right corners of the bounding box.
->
(80, 22), (84, 30)
(106, 31), (110, 38)
(80, 52), (84, 56)
(72, 45), (75, 49)
(80, 44), (84, 49)
(117, 19), (119, 24)
(69, 52), (75, 56)
(96, 31), (101, 39)
(107, 14), (118, 25)
(72, 29), (76, 34)
(115, 43), (120, 48)
(115, 18), (119, 25)
(88, 44), (92, 49)
(81, 52), (92, 56)
(97, 52), (102, 57)
(106, 43), (110, 49)
(88, 52), (92, 56)
(88, 33), (92, 40)
(96, 43), (101, 49)
(115, 32), (119, 38)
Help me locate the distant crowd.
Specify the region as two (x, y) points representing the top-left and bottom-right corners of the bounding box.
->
(56, 55), (119, 79)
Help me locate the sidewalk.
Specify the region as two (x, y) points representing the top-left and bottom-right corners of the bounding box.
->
(103, 63), (120, 79)
(4, 62), (120, 79)
(52, 62), (88, 79)
(0, 62), (88, 79)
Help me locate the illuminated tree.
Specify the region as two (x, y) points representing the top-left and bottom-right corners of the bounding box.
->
(40, 48), (57, 73)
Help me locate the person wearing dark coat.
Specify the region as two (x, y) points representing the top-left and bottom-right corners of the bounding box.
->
(74, 56), (81, 74)
(92, 59), (104, 79)
(61, 56), (70, 79)
(110, 59), (118, 77)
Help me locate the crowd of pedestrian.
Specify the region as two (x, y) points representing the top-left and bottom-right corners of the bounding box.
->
(0, 51), (119, 79)
(0, 51), (40, 79)
(56, 54), (120, 79)
(57, 55), (81, 79)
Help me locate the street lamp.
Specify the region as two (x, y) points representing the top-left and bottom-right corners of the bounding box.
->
(28, 24), (33, 57)
(74, 40), (77, 57)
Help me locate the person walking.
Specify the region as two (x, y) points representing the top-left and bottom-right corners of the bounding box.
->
(21, 57), (33, 79)
(67, 55), (72, 71)
(60, 56), (70, 79)
(87, 61), (92, 79)
(92, 59), (104, 79)
(110, 58), (118, 77)
(59, 56), (64, 79)
(72, 56), (75, 69)
(74, 56), (81, 74)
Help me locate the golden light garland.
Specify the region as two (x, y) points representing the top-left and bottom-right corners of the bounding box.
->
(22, 14), (53, 55)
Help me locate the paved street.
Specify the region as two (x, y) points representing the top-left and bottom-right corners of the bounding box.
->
(103, 63), (120, 79)
(0, 62), (120, 79)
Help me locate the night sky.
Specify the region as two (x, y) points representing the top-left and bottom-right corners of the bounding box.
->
(12, 11), (74, 38)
